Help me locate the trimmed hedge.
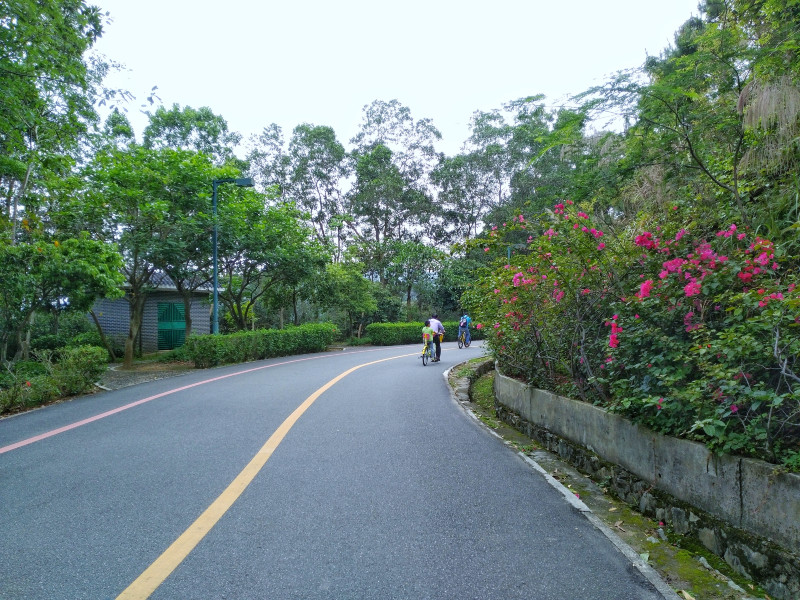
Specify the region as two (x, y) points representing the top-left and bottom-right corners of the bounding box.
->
(184, 323), (338, 368)
(365, 321), (485, 346)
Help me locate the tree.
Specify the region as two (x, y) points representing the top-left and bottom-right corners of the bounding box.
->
(246, 123), (291, 200)
(345, 144), (436, 284)
(311, 262), (378, 338)
(1, 0), (105, 244)
(0, 235), (123, 363)
(143, 104), (241, 165)
(384, 240), (445, 319)
(350, 99), (441, 187)
(215, 194), (325, 331)
(286, 124), (350, 260)
(82, 144), (197, 367)
(432, 152), (495, 242)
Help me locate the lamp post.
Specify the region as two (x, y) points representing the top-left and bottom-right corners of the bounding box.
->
(212, 177), (254, 334)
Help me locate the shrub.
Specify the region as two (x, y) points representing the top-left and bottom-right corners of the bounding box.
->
(0, 347), (101, 415)
(365, 321), (486, 345)
(184, 323), (338, 368)
(50, 345), (108, 396)
(466, 205), (800, 469)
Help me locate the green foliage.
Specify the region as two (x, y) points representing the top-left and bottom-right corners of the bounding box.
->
(365, 321), (485, 345)
(365, 322), (423, 346)
(184, 323), (338, 368)
(0, 236), (124, 363)
(0, 345), (106, 414)
(467, 203), (800, 470)
(50, 345), (108, 396)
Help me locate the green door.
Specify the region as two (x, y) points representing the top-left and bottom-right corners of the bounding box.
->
(158, 302), (186, 350)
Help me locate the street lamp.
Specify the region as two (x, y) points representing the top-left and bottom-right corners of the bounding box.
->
(212, 177), (254, 334)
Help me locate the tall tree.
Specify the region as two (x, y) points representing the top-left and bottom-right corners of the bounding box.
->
(1, 0), (105, 243)
(214, 194), (325, 331)
(83, 144), (197, 367)
(345, 143), (434, 284)
(350, 99), (442, 187)
(286, 124), (350, 260)
(246, 123), (291, 200)
(143, 104), (241, 165)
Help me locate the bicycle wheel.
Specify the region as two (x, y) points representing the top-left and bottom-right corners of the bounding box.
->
(457, 334), (464, 349)
(422, 345), (429, 366)
(464, 337), (471, 348)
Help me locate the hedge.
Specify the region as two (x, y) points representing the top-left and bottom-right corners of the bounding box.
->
(365, 321), (485, 346)
(184, 323), (338, 368)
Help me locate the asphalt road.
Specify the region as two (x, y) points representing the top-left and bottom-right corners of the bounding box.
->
(0, 343), (671, 599)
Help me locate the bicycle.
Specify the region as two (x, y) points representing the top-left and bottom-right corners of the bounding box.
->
(420, 335), (433, 366)
(457, 329), (471, 349)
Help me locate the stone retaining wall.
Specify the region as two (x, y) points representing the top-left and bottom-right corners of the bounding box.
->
(493, 368), (800, 600)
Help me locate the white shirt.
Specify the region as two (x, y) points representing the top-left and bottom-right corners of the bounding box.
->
(429, 317), (444, 335)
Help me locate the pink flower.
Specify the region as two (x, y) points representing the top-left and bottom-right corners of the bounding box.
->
(609, 333), (619, 348)
(637, 280), (654, 299)
(476, 323), (483, 329)
(484, 247), (489, 252)
(730, 404), (739, 414)
(684, 281), (702, 297)
(597, 242), (606, 250)
(635, 232), (658, 250)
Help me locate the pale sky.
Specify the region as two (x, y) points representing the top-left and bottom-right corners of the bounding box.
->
(91, 0), (700, 156)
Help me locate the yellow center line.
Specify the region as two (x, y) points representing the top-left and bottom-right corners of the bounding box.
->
(116, 352), (413, 600)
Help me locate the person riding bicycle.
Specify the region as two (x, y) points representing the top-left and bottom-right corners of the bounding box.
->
(422, 320), (435, 352)
(429, 313), (445, 362)
(458, 313), (472, 345)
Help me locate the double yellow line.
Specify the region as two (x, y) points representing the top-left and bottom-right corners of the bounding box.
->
(117, 353), (411, 599)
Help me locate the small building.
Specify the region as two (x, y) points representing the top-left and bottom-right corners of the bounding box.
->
(91, 274), (212, 353)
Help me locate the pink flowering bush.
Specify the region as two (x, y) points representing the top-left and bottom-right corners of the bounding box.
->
(463, 205), (624, 403)
(604, 226), (799, 464)
(466, 205), (800, 469)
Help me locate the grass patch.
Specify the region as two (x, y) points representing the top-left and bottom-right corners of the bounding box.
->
(470, 372), (501, 428)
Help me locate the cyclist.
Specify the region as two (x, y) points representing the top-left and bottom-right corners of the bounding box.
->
(458, 313), (472, 345)
(421, 319), (435, 353)
(429, 313), (445, 362)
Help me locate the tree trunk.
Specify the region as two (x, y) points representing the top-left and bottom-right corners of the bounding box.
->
(181, 291), (193, 341)
(89, 309), (117, 362)
(124, 295), (146, 369)
(13, 311), (35, 362)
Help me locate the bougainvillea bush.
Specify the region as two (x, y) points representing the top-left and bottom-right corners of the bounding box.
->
(465, 204), (800, 470)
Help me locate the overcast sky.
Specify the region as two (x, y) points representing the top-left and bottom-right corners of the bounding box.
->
(91, 0), (700, 156)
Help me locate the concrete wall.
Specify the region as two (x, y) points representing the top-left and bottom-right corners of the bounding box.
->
(493, 369), (800, 599)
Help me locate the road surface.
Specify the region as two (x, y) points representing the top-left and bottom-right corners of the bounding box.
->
(0, 343), (672, 599)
